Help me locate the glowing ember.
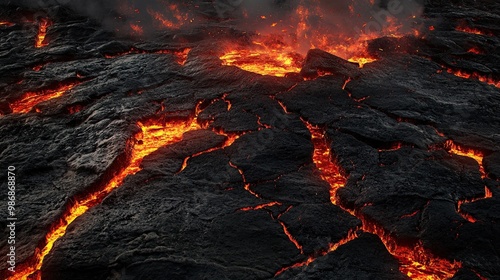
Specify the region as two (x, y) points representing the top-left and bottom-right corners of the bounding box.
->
(130, 23), (143, 35)
(444, 140), (485, 178)
(456, 186), (493, 224)
(11, 116), (203, 280)
(278, 221), (304, 253)
(275, 229), (360, 276)
(10, 83), (79, 114)
(35, 18), (51, 48)
(348, 56), (378, 68)
(147, 4), (190, 30)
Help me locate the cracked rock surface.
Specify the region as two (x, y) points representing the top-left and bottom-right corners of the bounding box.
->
(0, 1), (499, 280)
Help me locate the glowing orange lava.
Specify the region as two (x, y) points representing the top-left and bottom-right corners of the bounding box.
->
(35, 18), (51, 48)
(444, 140), (485, 178)
(445, 68), (500, 88)
(10, 83), (79, 114)
(219, 1), (415, 76)
(348, 56), (378, 68)
(11, 116), (204, 280)
(456, 26), (490, 36)
(219, 48), (303, 77)
(301, 119), (462, 279)
(467, 47), (482, 54)
(239, 202), (282, 211)
(306, 121), (346, 204)
(0, 21), (14, 27)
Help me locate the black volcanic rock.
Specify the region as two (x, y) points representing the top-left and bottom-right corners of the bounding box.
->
(1, 1), (500, 280)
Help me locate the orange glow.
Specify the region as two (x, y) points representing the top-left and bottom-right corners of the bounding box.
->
(130, 23), (143, 35)
(11, 116), (204, 280)
(35, 18), (51, 48)
(456, 25), (490, 36)
(456, 186), (493, 223)
(445, 68), (500, 88)
(67, 105), (83, 114)
(467, 47), (482, 54)
(275, 229), (359, 276)
(348, 56), (378, 68)
(239, 202), (282, 211)
(0, 21), (14, 27)
(147, 5), (189, 30)
(305, 121), (346, 204)
(278, 221), (304, 253)
(154, 48), (191, 65)
(10, 83), (79, 114)
(302, 120), (462, 279)
(219, 1), (413, 76)
(219, 47), (303, 77)
(444, 140), (485, 178)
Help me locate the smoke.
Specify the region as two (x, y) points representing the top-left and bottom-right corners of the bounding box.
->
(8, 0), (425, 55)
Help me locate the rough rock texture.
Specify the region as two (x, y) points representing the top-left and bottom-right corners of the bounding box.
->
(0, 1), (499, 280)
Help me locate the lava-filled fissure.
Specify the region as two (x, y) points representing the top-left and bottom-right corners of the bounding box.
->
(11, 97), (244, 279)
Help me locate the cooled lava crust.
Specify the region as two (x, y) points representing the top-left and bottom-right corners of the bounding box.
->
(0, 1), (499, 280)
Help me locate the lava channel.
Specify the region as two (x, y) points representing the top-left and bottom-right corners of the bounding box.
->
(10, 83), (80, 114)
(35, 18), (51, 48)
(11, 117), (203, 280)
(444, 68), (500, 89)
(292, 119), (462, 279)
(444, 140), (486, 178)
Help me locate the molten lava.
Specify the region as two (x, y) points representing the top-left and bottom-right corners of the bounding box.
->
(456, 25), (491, 36)
(35, 18), (51, 48)
(348, 56), (378, 68)
(219, 1), (416, 76)
(10, 83), (79, 114)
(445, 68), (500, 88)
(219, 47), (303, 77)
(444, 140), (485, 178)
(0, 21), (14, 27)
(300, 119), (462, 279)
(239, 202), (282, 211)
(11, 116), (204, 280)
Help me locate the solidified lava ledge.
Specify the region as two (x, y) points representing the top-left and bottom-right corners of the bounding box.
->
(0, 1), (499, 280)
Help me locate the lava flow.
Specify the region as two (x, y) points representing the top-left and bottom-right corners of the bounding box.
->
(11, 117), (203, 280)
(299, 120), (462, 279)
(10, 83), (80, 114)
(444, 68), (500, 88)
(220, 47), (303, 77)
(0, 21), (14, 27)
(444, 140), (485, 178)
(35, 18), (51, 48)
(455, 25), (491, 36)
(218, 0), (419, 77)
